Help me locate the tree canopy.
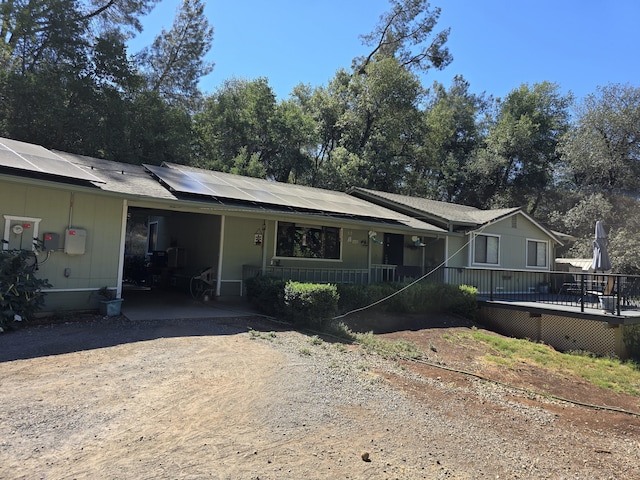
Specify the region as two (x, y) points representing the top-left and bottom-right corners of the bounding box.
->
(1, 0), (640, 271)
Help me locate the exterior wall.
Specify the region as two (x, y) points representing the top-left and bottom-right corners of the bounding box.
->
(446, 235), (468, 268)
(1, 181), (124, 312)
(219, 215), (266, 295)
(478, 214), (555, 270)
(479, 305), (629, 358)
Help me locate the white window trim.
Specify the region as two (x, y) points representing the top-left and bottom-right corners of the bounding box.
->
(2, 215), (42, 251)
(273, 220), (343, 262)
(471, 233), (501, 266)
(525, 238), (550, 270)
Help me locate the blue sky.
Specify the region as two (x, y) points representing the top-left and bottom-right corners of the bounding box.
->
(129, 0), (639, 102)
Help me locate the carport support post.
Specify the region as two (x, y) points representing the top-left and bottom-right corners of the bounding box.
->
(116, 199), (127, 299)
(216, 215), (225, 297)
(367, 237), (372, 284)
(261, 221), (267, 274)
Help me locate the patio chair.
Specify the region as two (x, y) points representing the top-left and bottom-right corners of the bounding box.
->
(620, 278), (640, 306)
(556, 274), (581, 300)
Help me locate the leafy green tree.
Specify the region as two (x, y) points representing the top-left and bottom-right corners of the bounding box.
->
(0, 0), (157, 73)
(558, 83), (640, 195)
(407, 75), (489, 201)
(136, 0), (213, 110)
(469, 82), (572, 212)
(301, 58), (424, 192)
(354, 0), (452, 74)
(194, 78), (314, 182)
(553, 85), (640, 271)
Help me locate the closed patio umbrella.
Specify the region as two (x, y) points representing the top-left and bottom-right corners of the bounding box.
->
(591, 221), (612, 272)
(591, 221), (615, 312)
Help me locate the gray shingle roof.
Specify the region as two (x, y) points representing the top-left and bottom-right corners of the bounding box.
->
(349, 188), (520, 227)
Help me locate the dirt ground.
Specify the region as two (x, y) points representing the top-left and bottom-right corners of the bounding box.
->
(1, 311), (640, 479)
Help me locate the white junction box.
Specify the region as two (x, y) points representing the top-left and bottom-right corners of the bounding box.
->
(64, 228), (87, 255)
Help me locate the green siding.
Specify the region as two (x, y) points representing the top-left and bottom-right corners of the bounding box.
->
(1, 182), (124, 311)
(480, 214), (554, 270)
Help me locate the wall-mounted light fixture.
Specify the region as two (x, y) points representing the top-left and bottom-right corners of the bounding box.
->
(368, 231), (383, 244)
(254, 222), (266, 246)
(410, 235), (426, 248)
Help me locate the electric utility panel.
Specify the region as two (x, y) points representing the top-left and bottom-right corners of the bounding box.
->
(43, 232), (60, 251)
(6, 220), (34, 250)
(64, 228), (87, 255)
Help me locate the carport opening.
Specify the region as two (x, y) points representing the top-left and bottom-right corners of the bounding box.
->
(123, 207), (221, 302)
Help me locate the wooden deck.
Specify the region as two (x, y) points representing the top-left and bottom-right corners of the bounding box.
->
(478, 295), (640, 325)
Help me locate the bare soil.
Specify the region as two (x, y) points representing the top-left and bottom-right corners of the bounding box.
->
(1, 311), (639, 479)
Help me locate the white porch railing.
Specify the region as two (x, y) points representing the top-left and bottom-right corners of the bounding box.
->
(242, 264), (397, 285)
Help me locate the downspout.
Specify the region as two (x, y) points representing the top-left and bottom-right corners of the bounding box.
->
(216, 215), (225, 297)
(116, 199), (128, 299)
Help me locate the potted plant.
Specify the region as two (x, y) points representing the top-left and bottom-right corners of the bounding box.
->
(538, 281), (550, 294)
(98, 286), (124, 316)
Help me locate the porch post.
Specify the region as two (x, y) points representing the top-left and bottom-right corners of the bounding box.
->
(116, 199), (127, 299)
(216, 215), (225, 297)
(367, 237), (372, 284)
(261, 220), (267, 275)
(444, 236), (449, 284)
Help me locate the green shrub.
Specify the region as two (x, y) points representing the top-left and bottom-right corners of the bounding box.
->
(283, 281), (339, 327)
(0, 249), (51, 331)
(623, 324), (640, 361)
(244, 275), (286, 316)
(336, 283), (397, 313)
(336, 281), (478, 319)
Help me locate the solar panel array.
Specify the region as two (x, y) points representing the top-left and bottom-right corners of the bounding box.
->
(0, 137), (104, 183)
(145, 163), (402, 221)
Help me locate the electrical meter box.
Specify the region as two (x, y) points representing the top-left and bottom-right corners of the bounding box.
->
(64, 228), (87, 255)
(43, 232), (60, 251)
(7, 220), (34, 250)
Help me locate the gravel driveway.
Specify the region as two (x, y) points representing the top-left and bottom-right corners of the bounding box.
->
(1, 314), (639, 479)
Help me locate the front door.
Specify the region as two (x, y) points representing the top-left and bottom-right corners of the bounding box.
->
(384, 234), (404, 280)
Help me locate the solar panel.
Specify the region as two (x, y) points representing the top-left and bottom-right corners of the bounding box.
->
(145, 164), (212, 196)
(0, 137), (104, 183)
(145, 162), (427, 224)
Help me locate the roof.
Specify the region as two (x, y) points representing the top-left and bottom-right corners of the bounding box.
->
(0, 137), (445, 235)
(555, 258), (594, 272)
(145, 162), (445, 234)
(348, 187), (563, 245)
(348, 187), (519, 227)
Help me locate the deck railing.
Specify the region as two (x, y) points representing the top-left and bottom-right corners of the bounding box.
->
(438, 267), (640, 315)
(242, 264), (640, 315)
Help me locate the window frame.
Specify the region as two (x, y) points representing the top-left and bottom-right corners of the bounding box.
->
(274, 221), (342, 261)
(471, 233), (500, 266)
(526, 238), (549, 270)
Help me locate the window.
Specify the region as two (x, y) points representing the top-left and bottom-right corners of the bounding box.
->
(473, 234), (499, 265)
(527, 239), (548, 268)
(147, 221), (158, 254)
(276, 222), (341, 259)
